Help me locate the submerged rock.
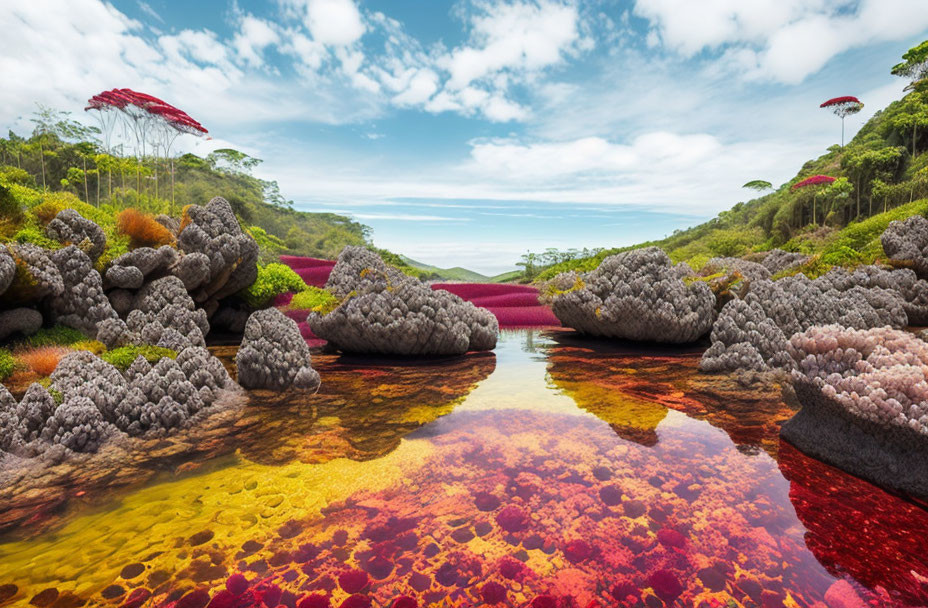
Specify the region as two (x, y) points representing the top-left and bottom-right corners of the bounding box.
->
(549, 247), (716, 343)
(781, 325), (928, 501)
(237, 308), (320, 392)
(310, 246), (498, 356)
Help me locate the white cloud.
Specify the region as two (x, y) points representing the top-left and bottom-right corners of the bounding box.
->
(231, 15), (280, 68)
(281, 0), (366, 46)
(634, 0), (928, 84)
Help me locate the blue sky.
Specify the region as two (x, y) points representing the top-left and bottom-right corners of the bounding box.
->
(2, 1), (927, 274)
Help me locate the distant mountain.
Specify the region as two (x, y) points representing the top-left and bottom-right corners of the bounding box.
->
(488, 270), (524, 283)
(399, 256), (493, 282)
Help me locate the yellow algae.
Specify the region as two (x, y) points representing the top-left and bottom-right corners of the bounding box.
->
(0, 439), (433, 599)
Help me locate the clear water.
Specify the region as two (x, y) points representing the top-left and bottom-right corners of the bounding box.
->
(1, 330), (927, 608)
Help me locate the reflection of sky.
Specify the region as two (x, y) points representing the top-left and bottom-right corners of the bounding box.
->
(299, 198), (706, 275)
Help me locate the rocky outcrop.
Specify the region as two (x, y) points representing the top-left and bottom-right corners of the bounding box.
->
(700, 272), (908, 374)
(700, 257), (771, 281)
(781, 325), (928, 501)
(881, 214), (928, 278)
(236, 308), (320, 392)
(177, 196), (258, 305)
(310, 247), (498, 356)
(760, 249), (810, 275)
(118, 276), (210, 350)
(49, 246), (120, 337)
(45, 209), (106, 262)
(11, 243), (64, 300)
(0, 248), (15, 296)
(104, 246), (178, 289)
(549, 247), (716, 343)
(0, 307), (42, 341)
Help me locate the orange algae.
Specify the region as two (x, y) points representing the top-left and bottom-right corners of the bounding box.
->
(0, 331), (925, 608)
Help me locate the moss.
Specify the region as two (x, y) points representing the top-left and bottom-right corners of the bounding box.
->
(71, 340), (106, 355)
(101, 345), (177, 371)
(25, 325), (87, 348)
(289, 286), (340, 315)
(0, 348), (15, 382)
(240, 263), (308, 308)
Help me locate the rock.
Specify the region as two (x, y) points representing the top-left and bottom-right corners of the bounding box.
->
(105, 246), (178, 289)
(760, 249), (810, 274)
(177, 197), (258, 304)
(0, 248), (15, 296)
(237, 308), (320, 392)
(0, 385), (20, 452)
(40, 395), (112, 453)
(549, 247), (716, 343)
(49, 246), (120, 337)
(11, 243), (64, 300)
(15, 383), (57, 443)
(700, 257), (771, 281)
(781, 325), (928, 501)
(310, 248), (498, 356)
(172, 252), (211, 291)
(881, 214), (928, 278)
(50, 351), (127, 423)
(125, 276), (210, 350)
(44, 209), (106, 262)
(0, 307), (42, 341)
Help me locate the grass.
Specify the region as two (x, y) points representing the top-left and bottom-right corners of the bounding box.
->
(101, 345), (178, 371)
(289, 286), (340, 315)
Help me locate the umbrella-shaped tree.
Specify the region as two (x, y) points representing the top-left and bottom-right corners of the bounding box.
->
(792, 175), (836, 226)
(820, 96), (864, 147)
(742, 180), (772, 192)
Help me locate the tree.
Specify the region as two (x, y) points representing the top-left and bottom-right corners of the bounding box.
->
(792, 175), (836, 225)
(742, 180), (772, 192)
(842, 147), (903, 217)
(820, 96), (864, 147)
(207, 148), (262, 175)
(892, 40), (928, 84)
(890, 92), (928, 159)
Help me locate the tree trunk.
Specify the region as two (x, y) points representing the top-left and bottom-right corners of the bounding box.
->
(82, 157), (89, 204)
(38, 142), (46, 191)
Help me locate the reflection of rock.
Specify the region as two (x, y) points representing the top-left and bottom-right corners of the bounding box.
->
(778, 439), (928, 607)
(545, 331), (792, 456)
(0, 346), (495, 537)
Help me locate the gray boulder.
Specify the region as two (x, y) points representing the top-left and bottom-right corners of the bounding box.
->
(237, 308), (320, 392)
(0, 308), (42, 341)
(105, 246), (178, 289)
(881, 214), (928, 278)
(49, 246), (120, 337)
(45, 209), (106, 262)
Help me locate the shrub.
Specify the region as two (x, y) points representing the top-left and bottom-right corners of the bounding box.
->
(0, 348), (15, 381)
(25, 325), (87, 347)
(0, 183), (24, 224)
(116, 208), (175, 248)
(289, 286), (340, 315)
(101, 345), (177, 371)
(17, 346), (71, 377)
(0, 165), (36, 188)
(31, 192), (106, 226)
(240, 263), (308, 308)
(12, 222), (60, 249)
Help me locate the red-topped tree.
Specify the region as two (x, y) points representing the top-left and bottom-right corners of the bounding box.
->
(85, 88), (208, 208)
(793, 175), (836, 226)
(820, 96), (864, 147)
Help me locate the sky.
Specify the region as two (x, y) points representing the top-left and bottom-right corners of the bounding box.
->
(1, 1), (927, 274)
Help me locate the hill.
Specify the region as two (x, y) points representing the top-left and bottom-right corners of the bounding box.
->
(399, 255), (491, 282)
(533, 43), (928, 282)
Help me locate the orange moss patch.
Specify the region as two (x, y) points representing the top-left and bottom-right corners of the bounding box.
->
(16, 346), (71, 377)
(116, 209), (175, 249)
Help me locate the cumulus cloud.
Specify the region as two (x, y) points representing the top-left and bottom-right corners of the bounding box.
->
(634, 0), (928, 84)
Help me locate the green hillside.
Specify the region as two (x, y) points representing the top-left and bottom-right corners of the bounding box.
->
(399, 255), (491, 282)
(533, 42), (928, 282)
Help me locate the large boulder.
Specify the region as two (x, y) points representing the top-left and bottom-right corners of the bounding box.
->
(309, 246), (498, 356)
(0, 307), (42, 341)
(50, 246), (120, 337)
(45, 209), (106, 262)
(9, 243), (64, 300)
(549, 247), (716, 343)
(0, 248), (15, 296)
(760, 249), (810, 275)
(701, 272), (907, 374)
(177, 196), (258, 305)
(104, 276), (210, 350)
(105, 246), (178, 289)
(881, 214), (928, 278)
(781, 325), (928, 501)
(237, 308), (320, 392)
(700, 257), (771, 281)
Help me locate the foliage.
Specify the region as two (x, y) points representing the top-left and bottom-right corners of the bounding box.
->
(0, 165), (36, 188)
(240, 263), (308, 308)
(116, 208), (175, 248)
(71, 340), (106, 355)
(891, 40), (928, 83)
(0, 348), (15, 381)
(24, 325), (87, 347)
(0, 183), (24, 225)
(289, 286), (340, 315)
(101, 345), (177, 371)
(743, 180), (772, 191)
(16, 346), (71, 377)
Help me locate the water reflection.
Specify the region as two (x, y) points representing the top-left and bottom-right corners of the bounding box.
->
(0, 330), (926, 608)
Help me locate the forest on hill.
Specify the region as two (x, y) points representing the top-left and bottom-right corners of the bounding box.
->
(524, 41), (928, 283)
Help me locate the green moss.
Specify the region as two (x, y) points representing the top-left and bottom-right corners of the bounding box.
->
(289, 286), (340, 315)
(25, 325), (87, 347)
(240, 262), (308, 308)
(0, 348), (15, 382)
(101, 345), (177, 371)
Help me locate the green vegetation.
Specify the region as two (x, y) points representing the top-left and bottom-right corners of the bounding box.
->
(239, 263), (308, 308)
(289, 286), (340, 315)
(399, 256), (491, 282)
(532, 41), (928, 282)
(0, 348), (15, 381)
(24, 325), (87, 348)
(101, 345), (177, 371)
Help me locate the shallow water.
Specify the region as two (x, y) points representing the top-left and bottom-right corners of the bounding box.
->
(1, 330), (927, 607)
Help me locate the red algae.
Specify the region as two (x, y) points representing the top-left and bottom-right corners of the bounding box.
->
(495, 505), (529, 533)
(336, 570), (368, 594)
